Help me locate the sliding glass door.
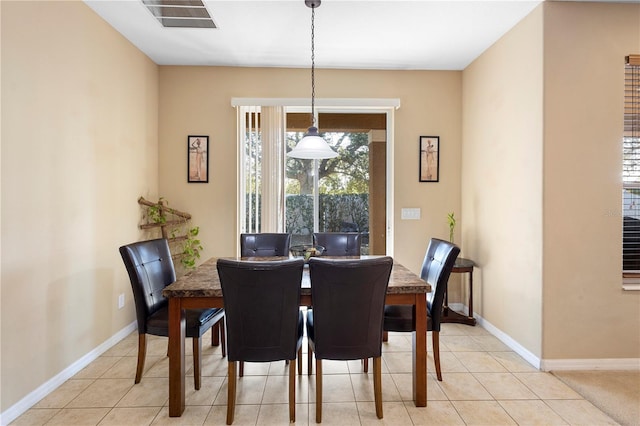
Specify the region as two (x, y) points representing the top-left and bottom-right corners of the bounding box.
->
(238, 105), (389, 255)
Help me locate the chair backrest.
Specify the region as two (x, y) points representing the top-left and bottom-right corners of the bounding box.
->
(308, 256), (393, 360)
(420, 238), (460, 331)
(240, 233), (291, 257)
(119, 238), (176, 334)
(313, 232), (361, 256)
(217, 258), (305, 362)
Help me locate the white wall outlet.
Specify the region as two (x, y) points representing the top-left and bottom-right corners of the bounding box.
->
(118, 293), (125, 309)
(401, 207), (421, 220)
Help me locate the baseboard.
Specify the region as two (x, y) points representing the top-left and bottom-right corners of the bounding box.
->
(542, 358), (640, 371)
(474, 313), (542, 370)
(0, 321), (136, 426)
(457, 307), (640, 373)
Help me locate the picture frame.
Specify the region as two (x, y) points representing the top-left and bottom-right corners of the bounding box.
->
(419, 136), (439, 182)
(188, 135), (209, 183)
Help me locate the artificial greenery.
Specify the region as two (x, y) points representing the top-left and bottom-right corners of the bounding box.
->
(447, 212), (456, 243)
(143, 197), (202, 270)
(147, 197), (167, 224)
(179, 226), (202, 269)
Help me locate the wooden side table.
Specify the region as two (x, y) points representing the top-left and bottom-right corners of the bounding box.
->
(442, 257), (476, 326)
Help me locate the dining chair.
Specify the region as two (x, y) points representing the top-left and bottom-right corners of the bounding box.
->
(383, 238), (460, 381)
(307, 256), (393, 422)
(217, 258), (305, 425)
(119, 238), (226, 390)
(238, 232), (292, 375)
(310, 232), (363, 372)
(239, 232), (291, 257)
(312, 232), (361, 256)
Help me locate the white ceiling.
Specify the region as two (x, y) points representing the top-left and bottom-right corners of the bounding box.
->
(85, 0), (546, 71)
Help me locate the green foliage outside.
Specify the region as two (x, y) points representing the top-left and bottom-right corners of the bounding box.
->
(285, 132), (370, 195)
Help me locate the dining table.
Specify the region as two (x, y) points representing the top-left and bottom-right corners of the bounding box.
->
(163, 255), (431, 417)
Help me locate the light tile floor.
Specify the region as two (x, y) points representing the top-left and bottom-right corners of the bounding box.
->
(11, 322), (620, 425)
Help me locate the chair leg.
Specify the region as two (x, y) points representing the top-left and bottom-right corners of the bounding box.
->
(289, 355), (296, 423)
(433, 330), (442, 381)
(297, 347), (303, 376)
(382, 330), (389, 342)
(193, 337), (202, 390)
(135, 333), (147, 384)
(212, 322), (220, 346)
(239, 361), (244, 377)
(227, 361), (236, 425)
(373, 357), (383, 419)
(363, 358), (369, 373)
(220, 317), (227, 357)
(315, 359), (322, 423)
(307, 343), (313, 376)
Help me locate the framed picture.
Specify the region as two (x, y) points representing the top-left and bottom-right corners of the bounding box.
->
(419, 136), (439, 182)
(188, 135), (209, 183)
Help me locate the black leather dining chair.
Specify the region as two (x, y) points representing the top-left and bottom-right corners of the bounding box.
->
(239, 233), (291, 257)
(119, 238), (225, 390)
(238, 232), (292, 375)
(383, 238), (460, 381)
(313, 232), (361, 256)
(217, 258), (305, 425)
(306, 256), (393, 422)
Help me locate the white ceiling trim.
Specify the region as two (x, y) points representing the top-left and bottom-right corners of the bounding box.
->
(230, 98), (401, 109)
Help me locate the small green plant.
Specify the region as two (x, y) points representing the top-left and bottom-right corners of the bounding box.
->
(447, 212), (456, 243)
(140, 196), (203, 271)
(180, 226), (202, 269)
(148, 197), (167, 224)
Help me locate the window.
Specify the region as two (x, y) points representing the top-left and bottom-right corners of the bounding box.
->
(234, 98), (399, 256)
(623, 54), (640, 282)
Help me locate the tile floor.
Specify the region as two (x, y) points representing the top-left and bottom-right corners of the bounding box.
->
(11, 322), (620, 425)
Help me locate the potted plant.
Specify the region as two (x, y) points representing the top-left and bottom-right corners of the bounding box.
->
(447, 212), (456, 243)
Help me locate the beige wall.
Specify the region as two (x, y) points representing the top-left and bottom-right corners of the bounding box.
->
(1, 1), (159, 411)
(462, 6), (544, 357)
(542, 2), (640, 360)
(157, 67), (462, 274)
(4, 0), (638, 418)
(463, 1), (640, 362)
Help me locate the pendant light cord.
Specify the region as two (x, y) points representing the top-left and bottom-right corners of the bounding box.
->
(310, 6), (316, 127)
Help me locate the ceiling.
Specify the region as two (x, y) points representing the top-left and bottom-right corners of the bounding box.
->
(85, 0), (547, 71)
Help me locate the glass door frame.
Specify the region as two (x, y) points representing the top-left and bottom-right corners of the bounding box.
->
(234, 98), (398, 257)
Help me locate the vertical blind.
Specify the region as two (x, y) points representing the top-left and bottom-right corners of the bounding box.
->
(237, 105), (287, 236)
(623, 54), (640, 274)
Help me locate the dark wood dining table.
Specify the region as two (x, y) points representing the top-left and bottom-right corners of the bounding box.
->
(162, 255), (431, 417)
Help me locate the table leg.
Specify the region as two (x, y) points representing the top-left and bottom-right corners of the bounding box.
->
(168, 298), (185, 417)
(413, 294), (427, 406)
(468, 271), (474, 319)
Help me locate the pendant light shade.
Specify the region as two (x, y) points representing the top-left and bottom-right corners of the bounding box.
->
(287, 0), (338, 160)
(288, 127), (338, 159)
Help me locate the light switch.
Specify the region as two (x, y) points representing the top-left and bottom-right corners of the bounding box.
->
(401, 208), (421, 220)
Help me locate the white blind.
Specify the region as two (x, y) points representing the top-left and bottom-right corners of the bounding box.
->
(622, 55), (640, 274)
(237, 105), (287, 235)
(261, 106), (286, 232)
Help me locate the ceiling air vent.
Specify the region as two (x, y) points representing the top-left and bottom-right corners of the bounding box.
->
(142, 0), (216, 29)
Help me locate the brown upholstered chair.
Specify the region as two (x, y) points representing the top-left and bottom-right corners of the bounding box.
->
(312, 232), (361, 256)
(383, 238), (460, 381)
(307, 257), (393, 422)
(217, 258), (305, 425)
(239, 233), (291, 257)
(119, 238), (225, 390)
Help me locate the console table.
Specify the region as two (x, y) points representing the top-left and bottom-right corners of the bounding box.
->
(442, 257), (476, 326)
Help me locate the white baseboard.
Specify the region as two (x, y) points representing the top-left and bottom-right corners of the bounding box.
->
(0, 322), (136, 426)
(542, 358), (640, 371)
(457, 306), (640, 372)
(473, 313), (542, 369)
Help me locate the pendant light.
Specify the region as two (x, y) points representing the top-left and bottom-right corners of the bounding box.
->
(287, 0), (338, 159)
